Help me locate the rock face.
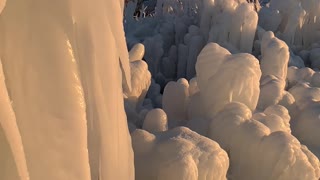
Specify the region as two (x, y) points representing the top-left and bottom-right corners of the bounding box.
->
(0, 0), (134, 180)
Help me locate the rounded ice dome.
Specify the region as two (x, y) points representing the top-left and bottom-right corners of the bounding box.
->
(143, 108), (168, 133)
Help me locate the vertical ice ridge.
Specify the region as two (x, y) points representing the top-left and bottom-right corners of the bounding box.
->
(0, 60), (29, 180)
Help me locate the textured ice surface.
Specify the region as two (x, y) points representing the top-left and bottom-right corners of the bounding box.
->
(132, 127), (229, 180)
(253, 105), (291, 133)
(0, 62), (29, 179)
(196, 43), (261, 116)
(124, 59), (151, 110)
(260, 0), (320, 48)
(162, 81), (189, 127)
(293, 103), (320, 158)
(258, 31), (289, 110)
(209, 102), (320, 180)
(0, 0), (134, 179)
(142, 108), (168, 133)
(129, 43), (145, 62)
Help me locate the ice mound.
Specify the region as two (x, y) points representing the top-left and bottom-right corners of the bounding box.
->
(293, 103), (320, 158)
(196, 43), (261, 116)
(162, 80), (189, 127)
(142, 108), (168, 133)
(124, 58), (151, 110)
(257, 31), (289, 110)
(253, 105), (291, 133)
(289, 82), (320, 110)
(129, 43), (145, 62)
(209, 102), (320, 180)
(287, 67), (315, 88)
(288, 82), (320, 158)
(131, 127), (229, 180)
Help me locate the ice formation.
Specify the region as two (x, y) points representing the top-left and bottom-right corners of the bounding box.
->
(124, 0), (320, 179)
(1, 0), (320, 179)
(259, 0), (320, 49)
(253, 105), (291, 133)
(162, 80), (189, 127)
(209, 102), (320, 180)
(257, 31), (289, 110)
(131, 127), (229, 180)
(142, 108), (168, 133)
(0, 0), (133, 180)
(196, 43), (261, 116)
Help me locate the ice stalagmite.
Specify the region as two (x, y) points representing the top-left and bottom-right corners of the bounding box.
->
(257, 31), (289, 110)
(0, 0), (134, 180)
(196, 43), (261, 116)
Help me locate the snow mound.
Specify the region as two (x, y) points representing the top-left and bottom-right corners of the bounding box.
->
(131, 127), (229, 180)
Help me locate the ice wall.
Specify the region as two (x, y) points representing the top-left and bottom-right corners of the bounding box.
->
(0, 0), (134, 180)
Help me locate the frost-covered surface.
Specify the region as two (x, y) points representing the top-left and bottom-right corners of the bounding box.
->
(131, 127), (229, 180)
